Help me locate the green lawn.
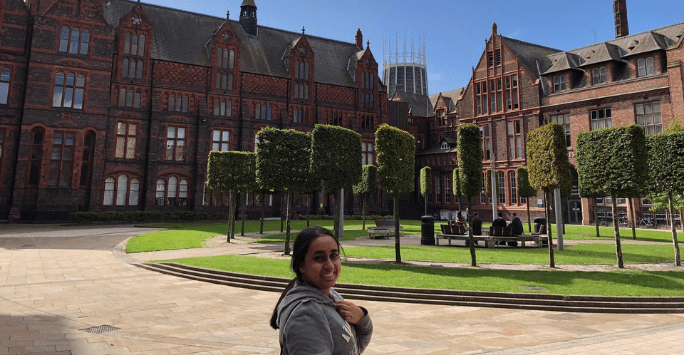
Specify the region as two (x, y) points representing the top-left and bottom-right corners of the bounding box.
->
(153, 254), (684, 297)
(343, 244), (675, 265)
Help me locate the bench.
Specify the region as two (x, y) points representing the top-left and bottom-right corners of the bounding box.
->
(367, 219), (404, 239)
(436, 224), (489, 246)
(489, 226), (548, 248)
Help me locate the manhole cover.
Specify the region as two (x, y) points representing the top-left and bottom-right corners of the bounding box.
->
(80, 325), (120, 334)
(520, 286), (547, 291)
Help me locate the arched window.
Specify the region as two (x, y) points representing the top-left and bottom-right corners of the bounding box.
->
(116, 175), (128, 206)
(228, 73), (234, 91)
(168, 176), (178, 205)
(0, 67), (10, 105)
(229, 49), (235, 70)
(156, 179), (166, 205)
(122, 59), (129, 79)
(59, 27), (69, 52)
(104, 178), (115, 205)
(69, 28), (80, 54)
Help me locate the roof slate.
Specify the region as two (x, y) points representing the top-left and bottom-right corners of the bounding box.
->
(392, 91), (434, 118)
(501, 37), (562, 78)
(103, 0), (362, 88)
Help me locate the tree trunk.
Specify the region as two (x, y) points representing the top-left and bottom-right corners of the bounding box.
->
(230, 191), (237, 241)
(629, 197), (636, 240)
(284, 191), (291, 255)
(468, 196), (476, 267)
(307, 194), (311, 228)
(240, 193), (246, 237)
(226, 191), (234, 242)
(668, 194), (681, 266)
(362, 194), (366, 230)
(333, 190), (341, 240)
(544, 190), (555, 268)
(260, 193), (265, 234)
(594, 198), (600, 238)
(424, 196), (427, 216)
(526, 200), (532, 234)
(280, 195), (284, 233)
(394, 196), (401, 264)
(612, 195), (624, 269)
(680, 209), (684, 233)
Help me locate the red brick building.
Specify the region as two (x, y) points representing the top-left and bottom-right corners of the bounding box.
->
(415, 0), (684, 225)
(0, 0), (388, 220)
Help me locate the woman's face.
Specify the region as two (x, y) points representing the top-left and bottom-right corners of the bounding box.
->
(299, 235), (341, 297)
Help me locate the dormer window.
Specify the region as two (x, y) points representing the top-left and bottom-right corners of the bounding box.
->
(553, 75), (566, 92)
(592, 67), (607, 84)
(440, 141), (449, 150)
(637, 57), (654, 77)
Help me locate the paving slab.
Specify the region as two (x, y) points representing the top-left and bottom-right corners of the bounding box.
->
(0, 224), (683, 354)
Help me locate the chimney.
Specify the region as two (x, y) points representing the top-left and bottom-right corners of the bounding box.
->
(355, 29), (363, 49)
(614, 0), (629, 38)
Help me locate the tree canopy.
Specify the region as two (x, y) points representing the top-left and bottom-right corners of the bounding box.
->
(376, 124), (415, 196)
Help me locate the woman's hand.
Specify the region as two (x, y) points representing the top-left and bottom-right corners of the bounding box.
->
(335, 300), (365, 324)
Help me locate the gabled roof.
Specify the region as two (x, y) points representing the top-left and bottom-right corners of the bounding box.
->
(103, 0), (361, 88)
(392, 91), (433, 118)
(500, 37), (562, 78)
(542, 52), (582, 75)
(622, 31), (669, 57)
(429, 89), (463, 112)
(537, 22), (684, 74)
(579, 42), (625, 67)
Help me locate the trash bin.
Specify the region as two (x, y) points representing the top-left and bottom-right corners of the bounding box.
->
(421, 215), (435, 245)
(534, 217), (546, 234)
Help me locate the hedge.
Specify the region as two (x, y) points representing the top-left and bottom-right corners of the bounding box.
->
(420, 166), (432, 196)
(457, 124), (482, 198)
(527, 122), (571, 191)
(376, 124), (416, 196)
(311, 124), (362, 194)
(353, 165), (378, 195)
(71, 210), (227, 224)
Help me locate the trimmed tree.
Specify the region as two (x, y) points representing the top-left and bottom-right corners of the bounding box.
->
(311, 124), (363, 238)
(457, 124), (482, 266)
(420, 166), (432, 216)
(376, 124), (415, 263)
(256, 127), (312, 255)
(517, 167), (537, 233)
(646, 130), (684, 266)
(353, 165), (377, 230)
(577, 125), (648, 268)
(206, 151), (255, 242)
(453, 167), (463, 213)
(527, 122), (571, 268)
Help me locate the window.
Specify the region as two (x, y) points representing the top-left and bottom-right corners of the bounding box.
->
(435, 176), (441, 203)
(156, 177), (189, 206)
(591, 108), (612, 130)
(362, 142), (374, 165)
(293, 107), (307, 123)
(636, 102), (662, 135)
(216, 72), (234, 91)
(53, 72), (85, 109)
(480, 125), (491, 160)
(49, 131), (75, 187)
(165, 126), (186, 161)
(0, 130), (4, 171)
(29, 129), (44, 186)
(475, 81), (488, 115)
(80, 132), (95, 186)
(507, 120), (522, 159)
(480, 172), (487, 204)
(59, 26), (89, 55)
(213, 99), (233, 117)
(498, 171), (506, 204)
(509, 171), (517, 205)
(592, 67), (607, 84)
(294, 83), (309, 100)
(122, 33), (145, 79)
(167, 93), (189, 112)
(553, 75), (566, 92)
(115, 122), (137, 159)
(505, 75), (518, 110)
(254, 103), (272, 120)
(487, 50), (501, 67)
(637, 57), (654, 77)
(212, 129), (230, 152)
(118, 88), (141, 108)
(445, 175), (451, 203)
(550, 114), (571, 147)
(0, 68), (10, 105)
(217, 47), (235, 70)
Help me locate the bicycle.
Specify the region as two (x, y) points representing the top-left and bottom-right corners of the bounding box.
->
(591, 218), (609, 227)
(638, 217), (655, 228)
(617, 216), (631, 228)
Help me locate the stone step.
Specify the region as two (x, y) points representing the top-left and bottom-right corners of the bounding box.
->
(137, 262), (684, 314)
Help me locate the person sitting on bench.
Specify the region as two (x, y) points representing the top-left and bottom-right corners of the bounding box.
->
(507, 213), (524, 247)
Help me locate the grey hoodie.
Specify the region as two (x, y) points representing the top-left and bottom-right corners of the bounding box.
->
(276, 280), (373, 355)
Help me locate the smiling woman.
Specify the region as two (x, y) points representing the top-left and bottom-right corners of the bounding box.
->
(270, 226), (373, 355)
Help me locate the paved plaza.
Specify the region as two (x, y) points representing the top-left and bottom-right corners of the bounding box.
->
(1, 224), (683, 354)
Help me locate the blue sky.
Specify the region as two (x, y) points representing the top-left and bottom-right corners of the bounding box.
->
(142, 0), (684, 95)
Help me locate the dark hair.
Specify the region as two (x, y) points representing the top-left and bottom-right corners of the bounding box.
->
(513, 212), (518, 217)
(270, 226), (337, 330)
(473, 212), (479, 217)
(497, 212), (503, 217)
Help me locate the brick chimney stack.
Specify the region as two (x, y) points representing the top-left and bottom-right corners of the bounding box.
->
(614, 0), (629, 38)
(356, 29), (363, 49)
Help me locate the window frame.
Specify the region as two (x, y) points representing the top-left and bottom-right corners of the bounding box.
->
(115, 121), (138, 159)
(165, 125), (187, 162)
(0, 67), (10, 105)
(211, 129), (231, 152)
(550, 113), (572, 147)
(636, 102), (662, 135)
(59, 26), (90, 55)
(590, 108), (613, 130)
(53, 71), (85, 109)
(507, 120), (523, 159)
(49, 131), (76, 187)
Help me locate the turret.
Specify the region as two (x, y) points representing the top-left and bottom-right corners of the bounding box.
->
(240, 0), (258, 36)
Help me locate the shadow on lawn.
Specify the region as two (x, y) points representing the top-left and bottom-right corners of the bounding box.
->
(343, 262), (684, 292)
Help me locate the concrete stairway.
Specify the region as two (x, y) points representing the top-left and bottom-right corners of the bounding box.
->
(137, 262), (684, 314)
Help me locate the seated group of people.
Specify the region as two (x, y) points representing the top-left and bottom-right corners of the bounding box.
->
(454, 211), (524, 247)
